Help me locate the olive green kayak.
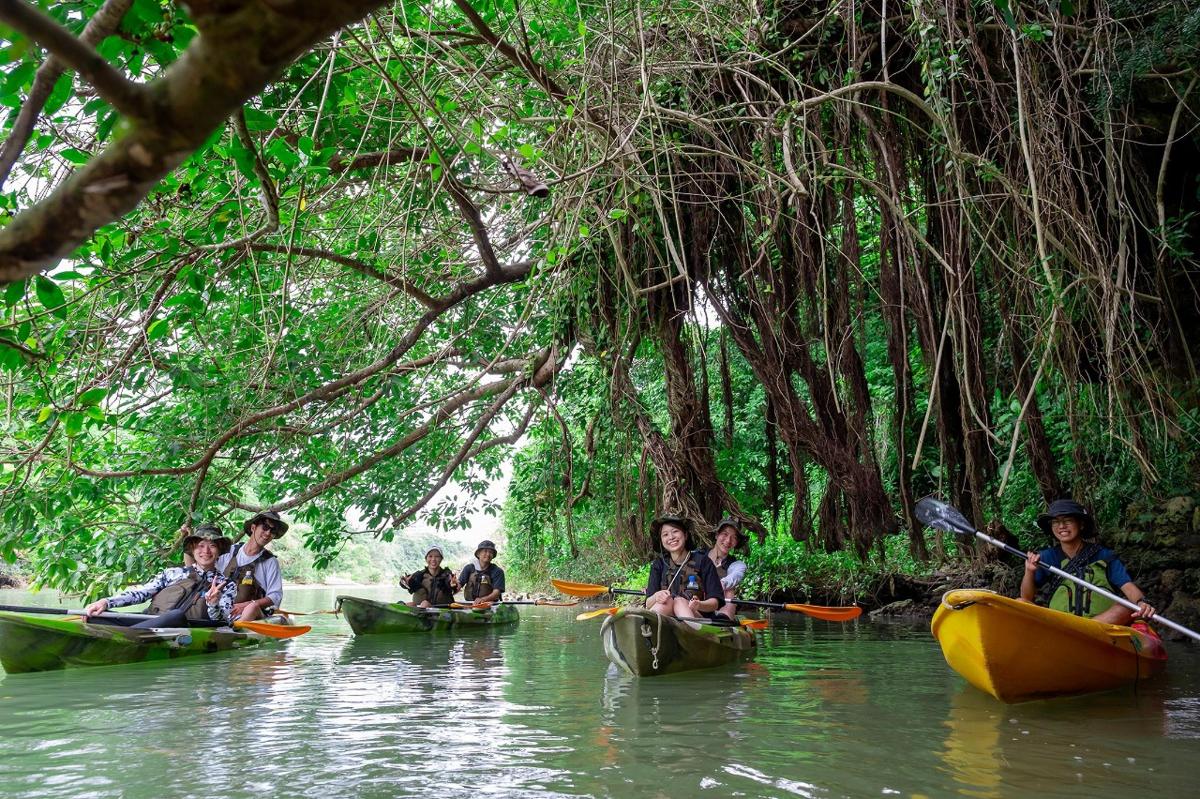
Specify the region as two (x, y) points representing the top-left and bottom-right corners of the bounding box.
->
(601, 607), (757, 677)
(336, 595), (519, 635)
(0, 610), (283, 674)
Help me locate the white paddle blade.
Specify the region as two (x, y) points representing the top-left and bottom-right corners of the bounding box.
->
(914, 496), (976, 537)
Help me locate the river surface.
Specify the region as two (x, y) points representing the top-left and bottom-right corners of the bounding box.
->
(1, 586), (1197, 798)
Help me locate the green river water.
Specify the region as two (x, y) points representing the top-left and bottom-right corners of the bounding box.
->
(1, 586), (1197, 798)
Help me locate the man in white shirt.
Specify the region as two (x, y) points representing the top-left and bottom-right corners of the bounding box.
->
(216, 511), (287, 621)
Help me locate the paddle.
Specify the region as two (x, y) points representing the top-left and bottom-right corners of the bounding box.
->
(550, 579), (861, 622)
(574, 606), (768, 629)
(0, 603), (310, 640)
(914, 495), (1200, 643)
(436, 599), (579, 609)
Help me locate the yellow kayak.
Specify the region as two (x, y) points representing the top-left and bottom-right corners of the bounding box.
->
(930, 589), (1167, 703)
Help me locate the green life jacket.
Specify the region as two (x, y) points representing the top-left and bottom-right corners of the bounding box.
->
(658, 552), (706, 601)
(144, 568), (211, 621)
(222, 543), (276, 606)
(412, 568), (454, 606)
(1045, 544), (1116, 617)
(464, 566), (497, 601)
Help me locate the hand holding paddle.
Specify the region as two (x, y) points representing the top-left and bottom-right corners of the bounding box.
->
(914, 495), (1200, 642)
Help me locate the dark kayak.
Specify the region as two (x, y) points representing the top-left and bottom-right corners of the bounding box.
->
(0, 610), (289, 674)
(600, 607), (756, 677)
(336, 595), (519, 635)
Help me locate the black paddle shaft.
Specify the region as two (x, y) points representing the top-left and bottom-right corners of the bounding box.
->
(0, 603), (222, 627)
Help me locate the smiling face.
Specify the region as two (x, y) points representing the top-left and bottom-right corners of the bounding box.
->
(425, 551), (443, 571)
(715, 527), (739, 554)
(1050, 516), (1082, 546)
(477, 549), (494, 568)
(659, 523), (688, 555)
(251, 520), (276, 548)
(191, 539), (220, 569)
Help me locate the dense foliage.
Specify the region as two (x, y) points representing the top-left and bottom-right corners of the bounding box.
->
(1, 0), (1197, 597)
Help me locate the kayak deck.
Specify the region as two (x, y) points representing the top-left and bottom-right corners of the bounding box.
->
(601, 607), (756, 677)
(930, 589), (1167, 703)
(0, 610), (280, 674)
(336, 595), (519, 635)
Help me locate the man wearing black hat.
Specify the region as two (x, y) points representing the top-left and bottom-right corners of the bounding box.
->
(216, 511), (288, 621)
(84, 524), (236, 627)
(1019, 499), (1155, 624)
(458, 540), (505, 603)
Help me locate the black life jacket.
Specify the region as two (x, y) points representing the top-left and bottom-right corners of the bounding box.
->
(463, 564), (501, 601)
(657, 551), (707, 601)
(411, 568), (455, 605)
(222, 543), (276, 605)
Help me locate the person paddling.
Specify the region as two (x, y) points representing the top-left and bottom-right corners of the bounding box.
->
(645, 514), (724, 619)
(1020, 498), (1156, 625)
(703, 517), (747, 620)
(83, 525), (236, 627)
(400, 546), (458, 608)
(216, 511), (286, 622)
(458, 540), (505, 603)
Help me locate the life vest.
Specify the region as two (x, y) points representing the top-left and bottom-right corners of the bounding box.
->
(144, 568), (212, 621)
(411, 568), (454, 606)
(222, 543), (276, 606)
(658, 552), (706, 601)
(1043, 544), (1117, 617)
(463, 565), (499, 601)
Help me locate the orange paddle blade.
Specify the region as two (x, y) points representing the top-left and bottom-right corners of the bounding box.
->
(740, 618), (769, 629)
(551, 579), (609, 599)
(575, 607), (619, 621)
(234, 620), (311, 639)
(782, 603), (862, 622)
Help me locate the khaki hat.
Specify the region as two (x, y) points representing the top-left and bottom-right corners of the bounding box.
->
(243, 510), (289, 538)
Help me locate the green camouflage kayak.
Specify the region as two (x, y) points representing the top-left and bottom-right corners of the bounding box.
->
(336, 595), (519, 635)
(0, 610), (279, 674)
(601, 607), (756, 677)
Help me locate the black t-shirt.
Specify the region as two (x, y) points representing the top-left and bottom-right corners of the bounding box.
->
(645, 552), (725, 608)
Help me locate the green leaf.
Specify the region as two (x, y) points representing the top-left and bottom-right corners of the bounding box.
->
(608, 208), (628, 221)
(4, 279), (26, 307)
(146, 318), (170, 341)
(34, 275), (67, 317)
(0, 344), (23, 372)
(36, 405), (54, 424)
(243, 107), (275, 131)
(1058, 0), (1075, 14)
(44, 73), (74, 116)
(64, 412), (85, 437)
(60, 148), (91, 165)
(79, 387), (108, 406)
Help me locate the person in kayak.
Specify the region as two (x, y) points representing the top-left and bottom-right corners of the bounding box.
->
(400, 546), (458, 607)
(703, 517), (747, 620)
(216, 510), (286, 621)
(83, 525), (237, 627)
(645, 514), (724, 619)
(1019, 498), (1156, 624)
(458, 540), (505, 603)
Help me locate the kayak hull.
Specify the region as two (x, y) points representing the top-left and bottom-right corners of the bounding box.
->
(0, 610), (276, 674)
(930, 589), (1167, 703)
(336, 595), (519, 635)
(601, 607), (756, 677)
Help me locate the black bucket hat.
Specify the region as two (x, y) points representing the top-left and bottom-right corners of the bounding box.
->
(243, 510), (289, 538)
(1037, 499), (1095, 539)
(183, 523), (232, 556)
(713, 517), (746, 550)
(650, 514), (694, 550)
(475, 540), (498, 557)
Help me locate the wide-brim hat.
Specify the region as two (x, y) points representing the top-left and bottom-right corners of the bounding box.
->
(243, 510), (289, 538)
(1036, 499), (1096, 539)
(650, 514), (694, 550)
(713, 517), (746, 550)
(183, 525), (232, 556)
(474, 540), (498, 557)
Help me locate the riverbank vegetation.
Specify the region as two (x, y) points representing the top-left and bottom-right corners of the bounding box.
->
(1, 0), (1197, 615)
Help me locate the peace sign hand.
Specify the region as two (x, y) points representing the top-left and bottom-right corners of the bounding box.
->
(205, 576), (227, 603)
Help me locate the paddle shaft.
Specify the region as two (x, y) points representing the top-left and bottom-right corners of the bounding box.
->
(974, 529), (1200, 642)
(0, 603), (232, 629)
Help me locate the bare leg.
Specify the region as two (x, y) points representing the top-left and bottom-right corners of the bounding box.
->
(648, 597), (676, 617)
(672, 596), (696, 618)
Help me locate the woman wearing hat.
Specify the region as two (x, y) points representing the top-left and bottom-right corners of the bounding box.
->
(458, 540), (505, 603)
(645, 514), (725, 619)
(400, 546), (458, 608)
(1019, 498), (1155, 624)
(83, 524), (237, 627)
(216, 511), (287, 621)
(704, 518), (747, 620)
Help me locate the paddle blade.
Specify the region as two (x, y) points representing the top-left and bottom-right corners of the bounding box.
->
(575, 607), (618, 621)
(534, 600), (579, 607)
(233, 620), (311, 639)
(914, 496), (977, 538)
(551, 578), (610, 599)
(782, 603), (863, 622)
(740, 618), (769, 629)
